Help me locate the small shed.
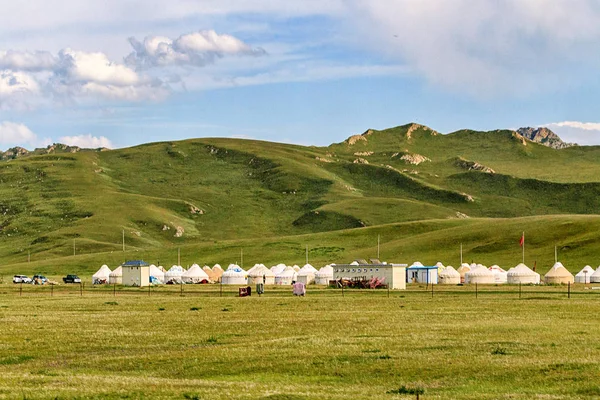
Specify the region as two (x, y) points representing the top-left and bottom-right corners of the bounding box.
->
(121, 260), (150, 287)
(406, 264), (438, 285)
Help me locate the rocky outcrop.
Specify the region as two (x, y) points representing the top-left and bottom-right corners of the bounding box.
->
(516, 127), (575, 149)
(354, 151), (373, 156)
(400, 153), (431, 165)
(0, 147), (29, 160)
(454, 157), (495, 174)
(353, 158), (369, 164)
(345, 129), (374, 145)
(406, 123), (439, 139)
(1, 143), (103, 161)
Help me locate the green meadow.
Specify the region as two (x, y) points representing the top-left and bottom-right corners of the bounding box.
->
(0, 286), (599, 399)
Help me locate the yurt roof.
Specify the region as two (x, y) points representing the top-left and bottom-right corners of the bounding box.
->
(226, 264), (245, 273)
(576, 266), (595, 276)
(439, 266), (460, 277)
(299, 264), (318, 273)
(435, 262), (445, 268)
(277, 266), (297, 278)
(183, 264), (209, 279)
(109, 266), (123, 276)
(508, 263), (539, 277)
(591, 266), (600, 277)
(168, 265), (185, 273)
(222, 266), (247, 276)
(93, 265), (112, 277)
(466, 265), (494, 277)
(249, 265), (275, 277)
(149, 265), (164, 276)
(316, 265), (334, 276)
(410, 261), (424, 267)
(545, 262), (574, 278)
(247, 264), (262, 274)
(489, 265), (506, 272)
(457, 264), (471, 272)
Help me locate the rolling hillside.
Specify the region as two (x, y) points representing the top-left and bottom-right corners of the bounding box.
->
(2, 123), (600, 276)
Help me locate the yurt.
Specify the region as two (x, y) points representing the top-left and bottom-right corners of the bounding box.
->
(315, 265), (334, 285)
(292, 265), (301, 272)
(92, 265), (112, 284)
(465, 265), (495, 284)
(544, 262), (574, 284)
(507, 263), (540, 284)
(221, 264), (248, 285)
(575, 266), (595, 283)
(435, 262), (445, 273)
(247, 264), (262, 275)
(275, 266), (297, 285)
(182, 264), (210, 284)
(158, 265), (167, 273)
(457, 263), (471, 284)
(165, 265), (185, 284)
(203, 266), (215, 282)
(488, 265), (508, 284)
(212, 264), (224, 282)
(108, 266), (123, 284)
(296, 269), (316, 285)
(248, 265), (275, 285)
(300, 264), (318, 274)
(411, 261), (424, 268)
(270, 263), (287, 275)
(149, 264), (165, 283)
(439, 266), (460, 285)
(590, 266), (600, 283)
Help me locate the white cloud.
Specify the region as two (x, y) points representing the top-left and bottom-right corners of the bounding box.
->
(58, 134), (113, 148)
(543, 121), (600, 145)
(344, 0), (600, 95)
(125, 30), (266, 68)
(0, 50), (56, 72)
(57, 49), (139, 86)
(548, 121), (600, 131)
(0, 121), (36, 146)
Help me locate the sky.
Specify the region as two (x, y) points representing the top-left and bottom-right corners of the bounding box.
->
(2, 0), (600, 150)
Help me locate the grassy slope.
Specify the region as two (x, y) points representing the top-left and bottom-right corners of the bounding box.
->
(2, 123), (600, 275)
(0, 292), (599, 399)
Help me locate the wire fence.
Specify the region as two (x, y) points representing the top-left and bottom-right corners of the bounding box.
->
(1, 281), (599, 300)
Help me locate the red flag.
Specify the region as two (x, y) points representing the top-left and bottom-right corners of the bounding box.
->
(519, 233), (524, 247)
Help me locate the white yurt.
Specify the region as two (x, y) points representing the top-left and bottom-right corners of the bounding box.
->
(221, 264), (248, 285)
(292, 265), (301, 272)
(275, 266), (297, 285)
(297, 263), (318, 285)
(108, 266), (122, 284)
(590, 266), (600, 283)
(202, 265), (215, 282)
(182, 264), (210, 284)
(248, 265), (275, 285)
(212, 264), (224, 282)
(544, 262), (574, 284)
(165, 265), (185, 284)
(435, 262), (445, 273)
(465, 265), (495, 284)
(315, 265), (334, 285)
(270, 263), (287, 275)
(507, 263), (540, 284)
(439, 266), (460, 285)
(149, 264), (165, 283)
(246, 264), (261, 275)
(575, 266), (595, 283)
(158, 265), (167, 273)
(410, 261), (424, 267)
(457, 263), (471, 284)
(488, 265), (508, 284)
(93, 265), (112, 284)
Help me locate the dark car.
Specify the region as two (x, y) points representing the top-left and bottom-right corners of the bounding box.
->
(62, 274), (81, 284)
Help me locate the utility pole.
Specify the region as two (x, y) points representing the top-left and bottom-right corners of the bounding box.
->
(377, 234), (380, 259)
(241, 249), (244, 269)
(122, 229), (125, 252)
(177, 248), (181, 266)
(73, 239), (76, 256)
(305, 245), (308, 265)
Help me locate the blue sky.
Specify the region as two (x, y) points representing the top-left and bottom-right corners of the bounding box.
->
(1, 0), (600, 150)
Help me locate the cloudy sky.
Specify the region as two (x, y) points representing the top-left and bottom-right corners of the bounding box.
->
(1, 0), (600, 150)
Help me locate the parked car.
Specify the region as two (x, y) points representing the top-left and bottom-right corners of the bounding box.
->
(13, 275), (32, 284)
(62, 274), (81, 284)
(31, 275), (48, 285)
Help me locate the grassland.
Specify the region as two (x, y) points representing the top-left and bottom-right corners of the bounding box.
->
(0, 286), (599, 399)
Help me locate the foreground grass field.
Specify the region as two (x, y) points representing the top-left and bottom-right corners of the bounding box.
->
(1, 286), (599, 399)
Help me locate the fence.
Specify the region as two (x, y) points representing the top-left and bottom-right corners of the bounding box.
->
(1, 281), (599, 300)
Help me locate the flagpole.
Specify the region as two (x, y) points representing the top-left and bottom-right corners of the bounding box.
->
(522, 231), (525, 264)
(460, 243), (463, 265)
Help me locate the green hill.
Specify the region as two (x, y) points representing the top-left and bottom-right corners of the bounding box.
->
(2, 123), (600, 277)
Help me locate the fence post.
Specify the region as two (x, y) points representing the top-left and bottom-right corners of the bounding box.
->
(180, 282), (183, 297)
(431, 282), (434, 298)
(220, 282), (223, 297)
(342, 283), (345, 298)
(475, 283), (478, 299)
(568, 281), (571, 299)
(148, 284), (151, 297)
(519, 283), (522, 299)
(113, 282), (116, 297)
(80, 282), (83, 297)
(20, 282), (22, 297)
(51, 283), (53, 297)
(387, 284), (390, 298)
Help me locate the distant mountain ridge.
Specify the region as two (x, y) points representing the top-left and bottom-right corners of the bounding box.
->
(516, 127), (575, 149)
(0, 143), (108, 161)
